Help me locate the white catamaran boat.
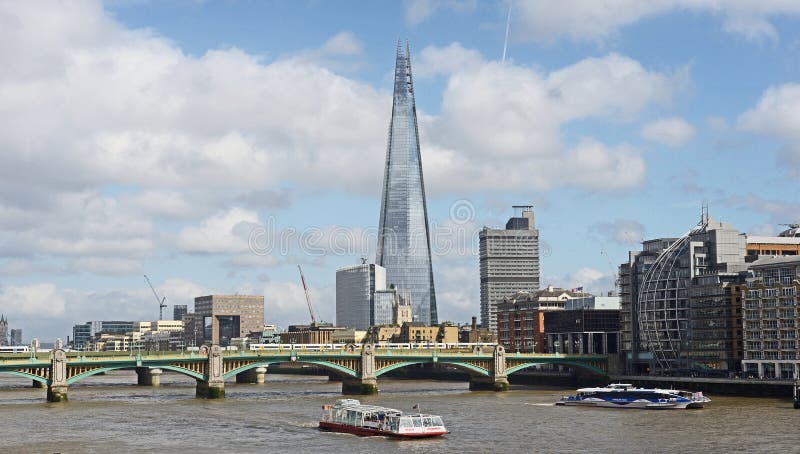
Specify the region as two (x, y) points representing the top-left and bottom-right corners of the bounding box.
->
(556, 383), (711, 409)
(319, 399), (448, 438)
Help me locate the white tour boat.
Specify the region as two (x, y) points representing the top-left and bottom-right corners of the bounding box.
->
(556, 383), (711, 409)
(319, 399), (448, 438)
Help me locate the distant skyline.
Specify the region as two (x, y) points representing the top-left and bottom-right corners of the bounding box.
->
(1, 1), (800, 341)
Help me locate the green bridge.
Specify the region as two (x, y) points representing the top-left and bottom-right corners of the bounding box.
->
(0, 344), (608, 402)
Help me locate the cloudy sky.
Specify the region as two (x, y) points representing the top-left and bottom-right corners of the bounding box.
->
(2, 0), (800, 342)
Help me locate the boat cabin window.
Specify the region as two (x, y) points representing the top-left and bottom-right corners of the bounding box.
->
(412, 417), (423, 427)
(431, 416), (443, 427)
(399, 417), (413, 429)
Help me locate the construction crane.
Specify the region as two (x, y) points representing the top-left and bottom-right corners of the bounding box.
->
(297, 265), (317, 325)
(600, 247), (621, 290)
(144, 274), (167, 321)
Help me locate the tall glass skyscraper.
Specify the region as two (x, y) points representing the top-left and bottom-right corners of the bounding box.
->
(376, 41), (438, 326)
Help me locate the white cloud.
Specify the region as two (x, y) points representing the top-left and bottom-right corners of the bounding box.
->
(513, 1), (800, 44)
(176, 207), (261, 254)
(420, 49), (680, 193)
(545, 267), (615, 297)
(641, 117), (696, 147)
(319, 32), (363, 56)
(403, 0), (477, 26)
(592, 219), (646, 246)
(415, 42), (484, 77)
(738, 83), (800, 177)
(0, 283), (66, 318)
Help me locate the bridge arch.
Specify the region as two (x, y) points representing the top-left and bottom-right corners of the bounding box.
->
(222, 360), (358, 380)
(374, 359), (490, 378)
(66, 365), (205, 385)
(0, 370), (48, 385)
(505, 361), (607, 377)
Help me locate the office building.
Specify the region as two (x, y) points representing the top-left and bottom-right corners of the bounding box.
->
(495, 286), (583, 353)
(376, 41), (438, 326)
(742, 256), (800, 379)
(193, 295), (264, 346)
(563, 294), (619, 310)
(72, 321), (135, 350)
(479, 206), (540, 332)
(173, 304), (188, 322)
(336, 263), (386, 330)
(637, 216), (748, 373)
(619, 238), (677, 373)
(545, 309), (620, 354)
(10, 328), (22, 346)
(745, 229), (800, 262)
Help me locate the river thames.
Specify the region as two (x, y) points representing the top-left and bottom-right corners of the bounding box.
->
(0, 372), (796, 453)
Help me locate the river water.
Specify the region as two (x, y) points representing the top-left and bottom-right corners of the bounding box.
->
(0, 372), (796, 453)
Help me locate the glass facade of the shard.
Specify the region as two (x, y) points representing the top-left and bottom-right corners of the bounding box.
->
(376, 42), (438, 326)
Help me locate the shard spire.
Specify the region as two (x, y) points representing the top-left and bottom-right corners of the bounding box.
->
(376, 40), (438, 325)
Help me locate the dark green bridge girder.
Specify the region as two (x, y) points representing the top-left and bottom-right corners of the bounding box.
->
(0, 351), (608, 385)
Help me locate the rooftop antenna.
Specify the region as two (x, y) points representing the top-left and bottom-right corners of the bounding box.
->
(701, 201), (709, 225)
(144, 275), (167, 321)
(502, 0), (513, 63)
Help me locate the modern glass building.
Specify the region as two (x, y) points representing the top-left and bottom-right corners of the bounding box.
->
(336, 263), (387, 330)
(376, 41), (437, 325)
(637, 217), (748, 372)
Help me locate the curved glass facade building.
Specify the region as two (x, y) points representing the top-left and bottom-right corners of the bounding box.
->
(376, 41), (438, 325)
(637, 217), (747, 371)
(637, 227), (696, 370)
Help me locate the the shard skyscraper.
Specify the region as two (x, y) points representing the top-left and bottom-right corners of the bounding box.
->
(376, 41), (438, 326)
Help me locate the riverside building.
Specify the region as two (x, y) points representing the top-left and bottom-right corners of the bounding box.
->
(636, 215), (748, 374)
(495, 286), (585, 353)
(742, 256), (800, 379)
(619, 238), (678, 373)
(545, 309), (621, 355)
(479, 206), (540, 332)
(375, 41), (438, 326)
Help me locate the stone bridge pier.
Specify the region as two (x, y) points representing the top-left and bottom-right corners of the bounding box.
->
(468, 345), (509, 391)
(196, 345), (225, 399)
(136, 367), (163, 387)
(341, 344), (377, 395)
(236, 367), (267, 384)
(47, 344), (68, 402)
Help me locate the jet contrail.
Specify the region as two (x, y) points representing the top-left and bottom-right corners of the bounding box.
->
(502, 0), (512, 63)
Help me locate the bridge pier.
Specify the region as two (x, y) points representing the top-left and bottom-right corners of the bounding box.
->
(236, 367), (267, 384)
(342, 377), (378, 395)
(196, 379), (225, 398)
(469, 376), (510, 391)
(136, 367), (163, 387)
(469, 345), (509, 392)
(341, 343), (377, 395)
(196, 345), (225, 399)
(47, 345), (68, 402)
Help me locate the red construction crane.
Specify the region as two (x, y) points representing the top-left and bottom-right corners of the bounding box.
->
(297, 265), (317, 324)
